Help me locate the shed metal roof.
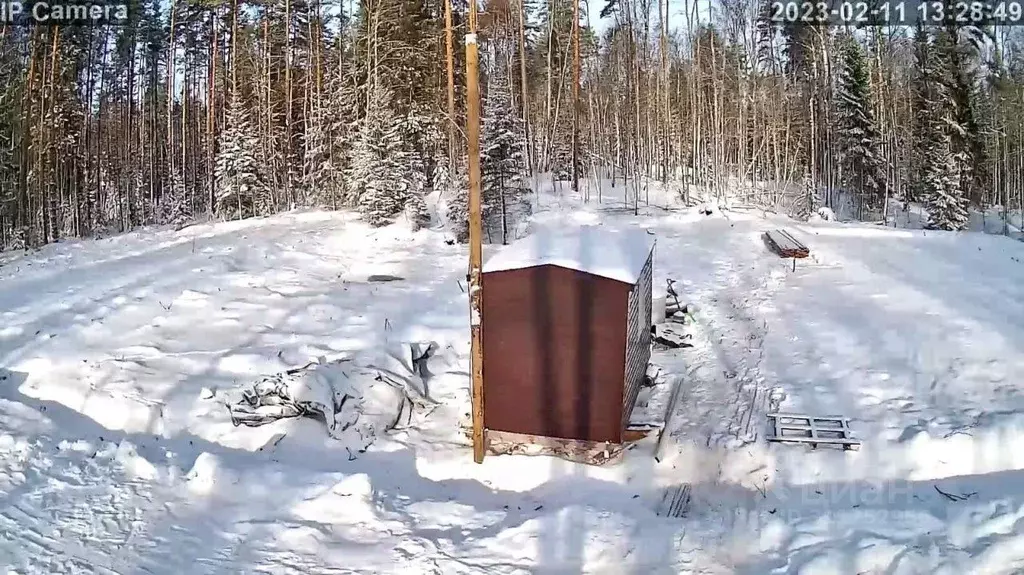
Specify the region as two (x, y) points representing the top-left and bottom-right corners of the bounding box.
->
(481, 225), (655, 284)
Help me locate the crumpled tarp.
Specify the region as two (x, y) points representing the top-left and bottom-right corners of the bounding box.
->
(226, 342), (440, 440)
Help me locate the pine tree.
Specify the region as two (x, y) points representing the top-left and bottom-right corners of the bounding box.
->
(0, 127), (17, 248)
(396, 109), (433, 230)
(444, 162), (470, 243)
(0, 45), (16, 243)
(309, 63), (358, 209)
(909, 23), (932, 204)
(921, 30), (970, 231)
(215, 90), (270, 219)
(482, 61), (528, 245)
(158, 176), (189, 229)
(835, 34), (886, 211)
(943, 26), (988, 205)
(0, 81), (15, 239)
(348, 85), (424, 227)
(303, 103), (331, 202)
(754, 3), (779, 73)
(922, 129), (969, 231)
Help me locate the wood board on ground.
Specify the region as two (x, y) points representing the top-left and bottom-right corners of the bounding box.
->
(762, 229), (810, 259)
(653, 376), (685, 462)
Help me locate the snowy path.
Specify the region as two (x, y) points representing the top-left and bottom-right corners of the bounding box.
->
(2, 195), (1024, 573)
(703, 220), (1024, 574)
(767, 222), (1024, 484)
(654, 217), (787, 451)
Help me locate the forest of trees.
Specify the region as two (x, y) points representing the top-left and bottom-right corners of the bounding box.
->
(2, 0), (1024, 251)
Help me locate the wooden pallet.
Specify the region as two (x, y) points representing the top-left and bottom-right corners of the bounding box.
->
(767, 413), (860, 450)
(763, 229), (810, 259)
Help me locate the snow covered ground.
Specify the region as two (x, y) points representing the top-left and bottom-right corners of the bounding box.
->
(885, 201), (1023, 239)
(1, 182), (1023, 574)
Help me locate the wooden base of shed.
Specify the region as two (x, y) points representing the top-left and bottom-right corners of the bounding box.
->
(485, 430), (628, 466)
(482, 427), (658, 466)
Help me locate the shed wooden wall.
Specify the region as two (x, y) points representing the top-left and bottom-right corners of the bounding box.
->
(482, 264), (631, 443)
(621, 253), (653, 429)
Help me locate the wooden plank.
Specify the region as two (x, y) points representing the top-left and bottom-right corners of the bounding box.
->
(762, 230), (810, 259)
(623, 425), (658, 442)
(654, 376), (685, 462)
(772, 423), (846, 432)
(766, 434), (860, 446)
(778, 229), (806, 250)
(770, 412), (847, 421)
(766, 230), (802, 252)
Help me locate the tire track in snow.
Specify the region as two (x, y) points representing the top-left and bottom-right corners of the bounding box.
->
(696, 258), (787, 448)
(663, 230), (791, 454)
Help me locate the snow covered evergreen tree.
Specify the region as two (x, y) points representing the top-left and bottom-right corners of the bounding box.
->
(349, 114), (406, 226)
(302, 103), (331, 202)
(0, 119), (19, 248)
(215, 90), (269, 219)
(944, 29), (989, 205)
(922, 130), (969, 231)
(835, 34), (886, 212)
(481, 62), (528, 245)
(433, 155), (451, 193)
(396, 109), (433, 230)
(158, 176), (190, 229)
(309, 66), (359, 209)
(909, 23), (933, 205)
(347, 85), (428, 227)
(920, 30), (970, 231)
(445, 163), (470, 243)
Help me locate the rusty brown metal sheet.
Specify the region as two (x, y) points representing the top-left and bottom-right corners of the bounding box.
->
(482, 264), (630, 443)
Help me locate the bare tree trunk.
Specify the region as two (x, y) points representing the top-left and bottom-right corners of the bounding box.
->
(543, 0), (556, 171)
(208, 9), (218, 214)
(571, 0), (580, 193)
(445, 0), (456, 181)
(167, 1), (177, 187)
(285, 0), (294, 208)
(517, 0), (531, 174)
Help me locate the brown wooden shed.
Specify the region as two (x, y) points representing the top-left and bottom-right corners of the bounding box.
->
(481, 225), (655, 445)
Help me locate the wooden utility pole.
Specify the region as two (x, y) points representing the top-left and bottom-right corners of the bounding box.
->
(445, 0), (456, 181)
(571, 0), (580, 193)
(466, 0), (486, 464)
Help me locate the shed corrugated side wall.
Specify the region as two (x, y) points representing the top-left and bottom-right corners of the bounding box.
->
(481, 264), (630, 443)
(621, 251), (653, 430)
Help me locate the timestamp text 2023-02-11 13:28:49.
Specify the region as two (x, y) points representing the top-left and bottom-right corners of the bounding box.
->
(770, 0), (1024, 25)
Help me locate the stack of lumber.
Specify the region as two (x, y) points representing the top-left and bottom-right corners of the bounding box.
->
(762, 229), (810, 259)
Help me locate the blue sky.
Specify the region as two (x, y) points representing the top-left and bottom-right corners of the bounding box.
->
(584, 0), (713, 35)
